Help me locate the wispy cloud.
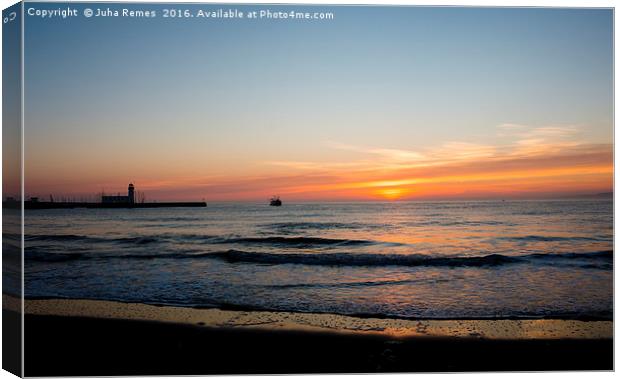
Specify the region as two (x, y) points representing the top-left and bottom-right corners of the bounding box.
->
(244, 123), (612, 200)
(29, 123), (612, 201)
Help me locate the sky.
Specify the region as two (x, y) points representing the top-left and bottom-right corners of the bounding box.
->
(23, 4), (613, 201)
(3, 3), (21, 199)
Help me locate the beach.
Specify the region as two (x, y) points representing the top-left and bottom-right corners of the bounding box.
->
(22, 297), (613, 375)
(21, 201), (614, 374)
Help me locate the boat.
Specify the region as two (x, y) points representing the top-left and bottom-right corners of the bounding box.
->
(269, 196), (282, 206)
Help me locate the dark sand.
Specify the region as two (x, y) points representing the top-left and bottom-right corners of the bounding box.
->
(18, 298), (613, 375)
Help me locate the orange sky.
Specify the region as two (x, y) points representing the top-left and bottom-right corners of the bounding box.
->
(25, 124), (613, 202)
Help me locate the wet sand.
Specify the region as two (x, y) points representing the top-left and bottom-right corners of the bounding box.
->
(21, 298), (613, 375)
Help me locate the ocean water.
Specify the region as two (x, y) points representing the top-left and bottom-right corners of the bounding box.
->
(24, 200), (613, 320)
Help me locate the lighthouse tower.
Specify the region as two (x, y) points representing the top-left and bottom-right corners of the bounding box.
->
(128, 183), (135, 204)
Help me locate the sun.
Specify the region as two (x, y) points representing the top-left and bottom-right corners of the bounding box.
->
(376, 187), (408, 200)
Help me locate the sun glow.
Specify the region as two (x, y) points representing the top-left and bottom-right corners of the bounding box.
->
(25, 124), (613, 202)
(377, 187), (409, 200)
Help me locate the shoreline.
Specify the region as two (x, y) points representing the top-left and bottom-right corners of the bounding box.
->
(17, 297), (613, 375)
(24, 295), (614, 322)
(22, 297), (613, 339)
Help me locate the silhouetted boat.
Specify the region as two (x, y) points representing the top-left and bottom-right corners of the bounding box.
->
(270, 196), (282, 206)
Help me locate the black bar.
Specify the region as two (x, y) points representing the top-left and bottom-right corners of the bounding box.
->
(2, 2), (23, 377)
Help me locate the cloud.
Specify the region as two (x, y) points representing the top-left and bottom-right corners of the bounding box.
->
(240, 123), (611, 200)
(324, 141), (427, 162)
(324, 140), (497, 167)
(497, 123), (529, 130)
(33, 123), (610, 201)
(498, 123), (580, 139)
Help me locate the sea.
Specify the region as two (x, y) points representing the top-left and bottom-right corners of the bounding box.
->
(22, 200), (613, 320)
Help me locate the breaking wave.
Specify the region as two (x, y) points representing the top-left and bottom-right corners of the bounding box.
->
(25, 247), (612, 269)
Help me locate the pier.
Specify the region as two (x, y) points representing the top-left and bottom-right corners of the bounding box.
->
(6, 183), (207, 209)
(19, 201), (207, 210)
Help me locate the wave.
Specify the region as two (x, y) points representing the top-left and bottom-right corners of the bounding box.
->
(29, 233), (610, 251)
(405, 220), (510, 227)
(262, 277), (450, 289)
(264, 220), (513, 230)
(263, 221), (369, 231)
(25, 233), (380, 248)
(496, 235), (605, 242)
(26, 249), (86, 262)
(26, 234), (103, 242)
(527, 250), (613, 260)
(207, 250), (523, 267)
(25, 248), (612, 269)
(116, 236), (160, 245)
(23, 294), (614, 322)
(210, 249), (612, 269)
(220, 236), (377, 247)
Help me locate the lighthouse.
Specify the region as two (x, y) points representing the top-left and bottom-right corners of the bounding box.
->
(128, 183), (135, 204)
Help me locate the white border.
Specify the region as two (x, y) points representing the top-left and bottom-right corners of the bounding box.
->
(9, 0), (618, 6)
(0, 1), (616, 379)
